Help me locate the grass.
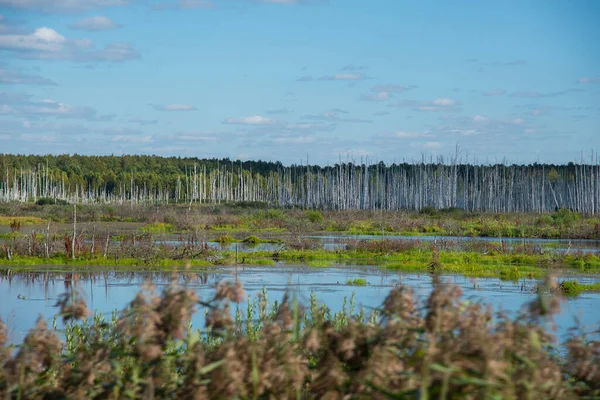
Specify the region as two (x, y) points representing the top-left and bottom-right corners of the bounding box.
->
(1, 244), (598, 279)
(3, 203), (600, 239)
(558, 280), (600, 296)
(242, 235), (261, 244)
(140, 222), (176, 233)
(0, 216), (46, 225)
(346, 278), (367, 286)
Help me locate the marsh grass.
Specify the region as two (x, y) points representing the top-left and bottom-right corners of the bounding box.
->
(0, 276), (599, 398)
(140, 222), (176, 233)
(0, 229), (599, 280)
(557, 280), (600, 296)
(0, 216), (45, 225)
(346, 278), (368, 286)
(4, 204), (600, 239)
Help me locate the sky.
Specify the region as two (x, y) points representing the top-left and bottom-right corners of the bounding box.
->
(0, 0), (599, 165)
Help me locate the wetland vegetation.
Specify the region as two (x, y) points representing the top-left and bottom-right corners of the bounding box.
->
(1, 275), (599, 398)
(1, 156), (599, 398)
(1, 203), (600, 292)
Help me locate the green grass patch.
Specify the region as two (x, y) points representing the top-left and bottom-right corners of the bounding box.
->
(215, 234), (236, 244)
(558, 280), (600, 296)
(0, 216), (46, 225)
(347, 278), (367, 286)
(242, 235), (261, 244)
(499, 266), (521, 281)
(140, 222), (176, 233)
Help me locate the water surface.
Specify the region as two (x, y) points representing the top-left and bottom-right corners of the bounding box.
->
(1, 264), (598, 345)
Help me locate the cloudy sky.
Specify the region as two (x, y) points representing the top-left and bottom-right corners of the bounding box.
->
(0, 0), (599, 165)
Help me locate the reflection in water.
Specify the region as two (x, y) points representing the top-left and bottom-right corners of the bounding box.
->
(1, 266), (599, 345)
(2, 232), (599, 254)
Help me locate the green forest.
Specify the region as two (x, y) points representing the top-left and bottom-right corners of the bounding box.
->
(0, 154), (598, 214)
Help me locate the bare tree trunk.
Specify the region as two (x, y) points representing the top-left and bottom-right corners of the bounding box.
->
(104, 232), (110, 258)
(72, 203), (76, 259)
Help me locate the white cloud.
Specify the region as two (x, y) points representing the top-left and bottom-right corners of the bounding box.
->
(509, 91), (566, 98)
(0, 66), (56, 85)
(450, 129), (479, 136)
(578, 76), (600, 84)
(319, 73), (364, 81)
(371, 84), (416, 93)
(258, 0), (318, 4)
(432, 98), (456, 106)
(284, 123), (334, 131)
(265, 108), (292, 114)
(473, 115), (486, 122)
(69, 16), (119, 31)
(0, 0), (129, 13)
(360, 91), (391, 101)
(0, 27), (66, 52)
(342, 64), (367, 71)
(0, 93), (112, 121)
(524, 128), (536, 134)
(531, 108), (546, 116)
(152, 104), (197, 111)
(303, 110), (372, 123)
(152, 0), (216, 10)
(510, 118), (525, 125)
(390, 98), (460, 112)
(0, 26), (139, 62)
(0, 15), (24, 34)
(224, 115), (276, 125)
(0, 104), (16, 114)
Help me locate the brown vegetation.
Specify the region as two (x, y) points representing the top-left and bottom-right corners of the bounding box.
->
(0, 276), (598, 398)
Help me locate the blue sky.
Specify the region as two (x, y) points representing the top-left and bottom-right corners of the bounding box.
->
(0, 0), (599, 165)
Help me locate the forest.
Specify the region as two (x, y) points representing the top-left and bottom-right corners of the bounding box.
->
(0, 153), (599, 214)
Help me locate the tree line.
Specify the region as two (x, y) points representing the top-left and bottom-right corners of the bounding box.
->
(0, 153), (598, 214)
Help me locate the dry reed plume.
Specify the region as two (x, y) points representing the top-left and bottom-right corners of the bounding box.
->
(0, 276), (598, 399)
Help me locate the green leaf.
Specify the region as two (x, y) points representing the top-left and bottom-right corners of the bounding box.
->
(199, 359), (225, 375)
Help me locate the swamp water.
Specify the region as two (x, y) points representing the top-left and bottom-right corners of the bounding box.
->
(1, 264), (599, 345)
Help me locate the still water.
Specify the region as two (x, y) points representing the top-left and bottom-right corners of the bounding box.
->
(1, 264), (599, 345)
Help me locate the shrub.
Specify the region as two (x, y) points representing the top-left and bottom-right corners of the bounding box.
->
(242, 235), (261, 244)
(419, 205), (438, 216)
(305, 210), (324, 223)
(558, 280), (581, 296)
(140, 222), (176, 233)
(35, 197), (56, 206)
(552, 208), (580, 226)
(346, 278), (367, 286)
(265, 209), (285, 220)
(499, 266), (520, 281)
(217, 233), (236, 244)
